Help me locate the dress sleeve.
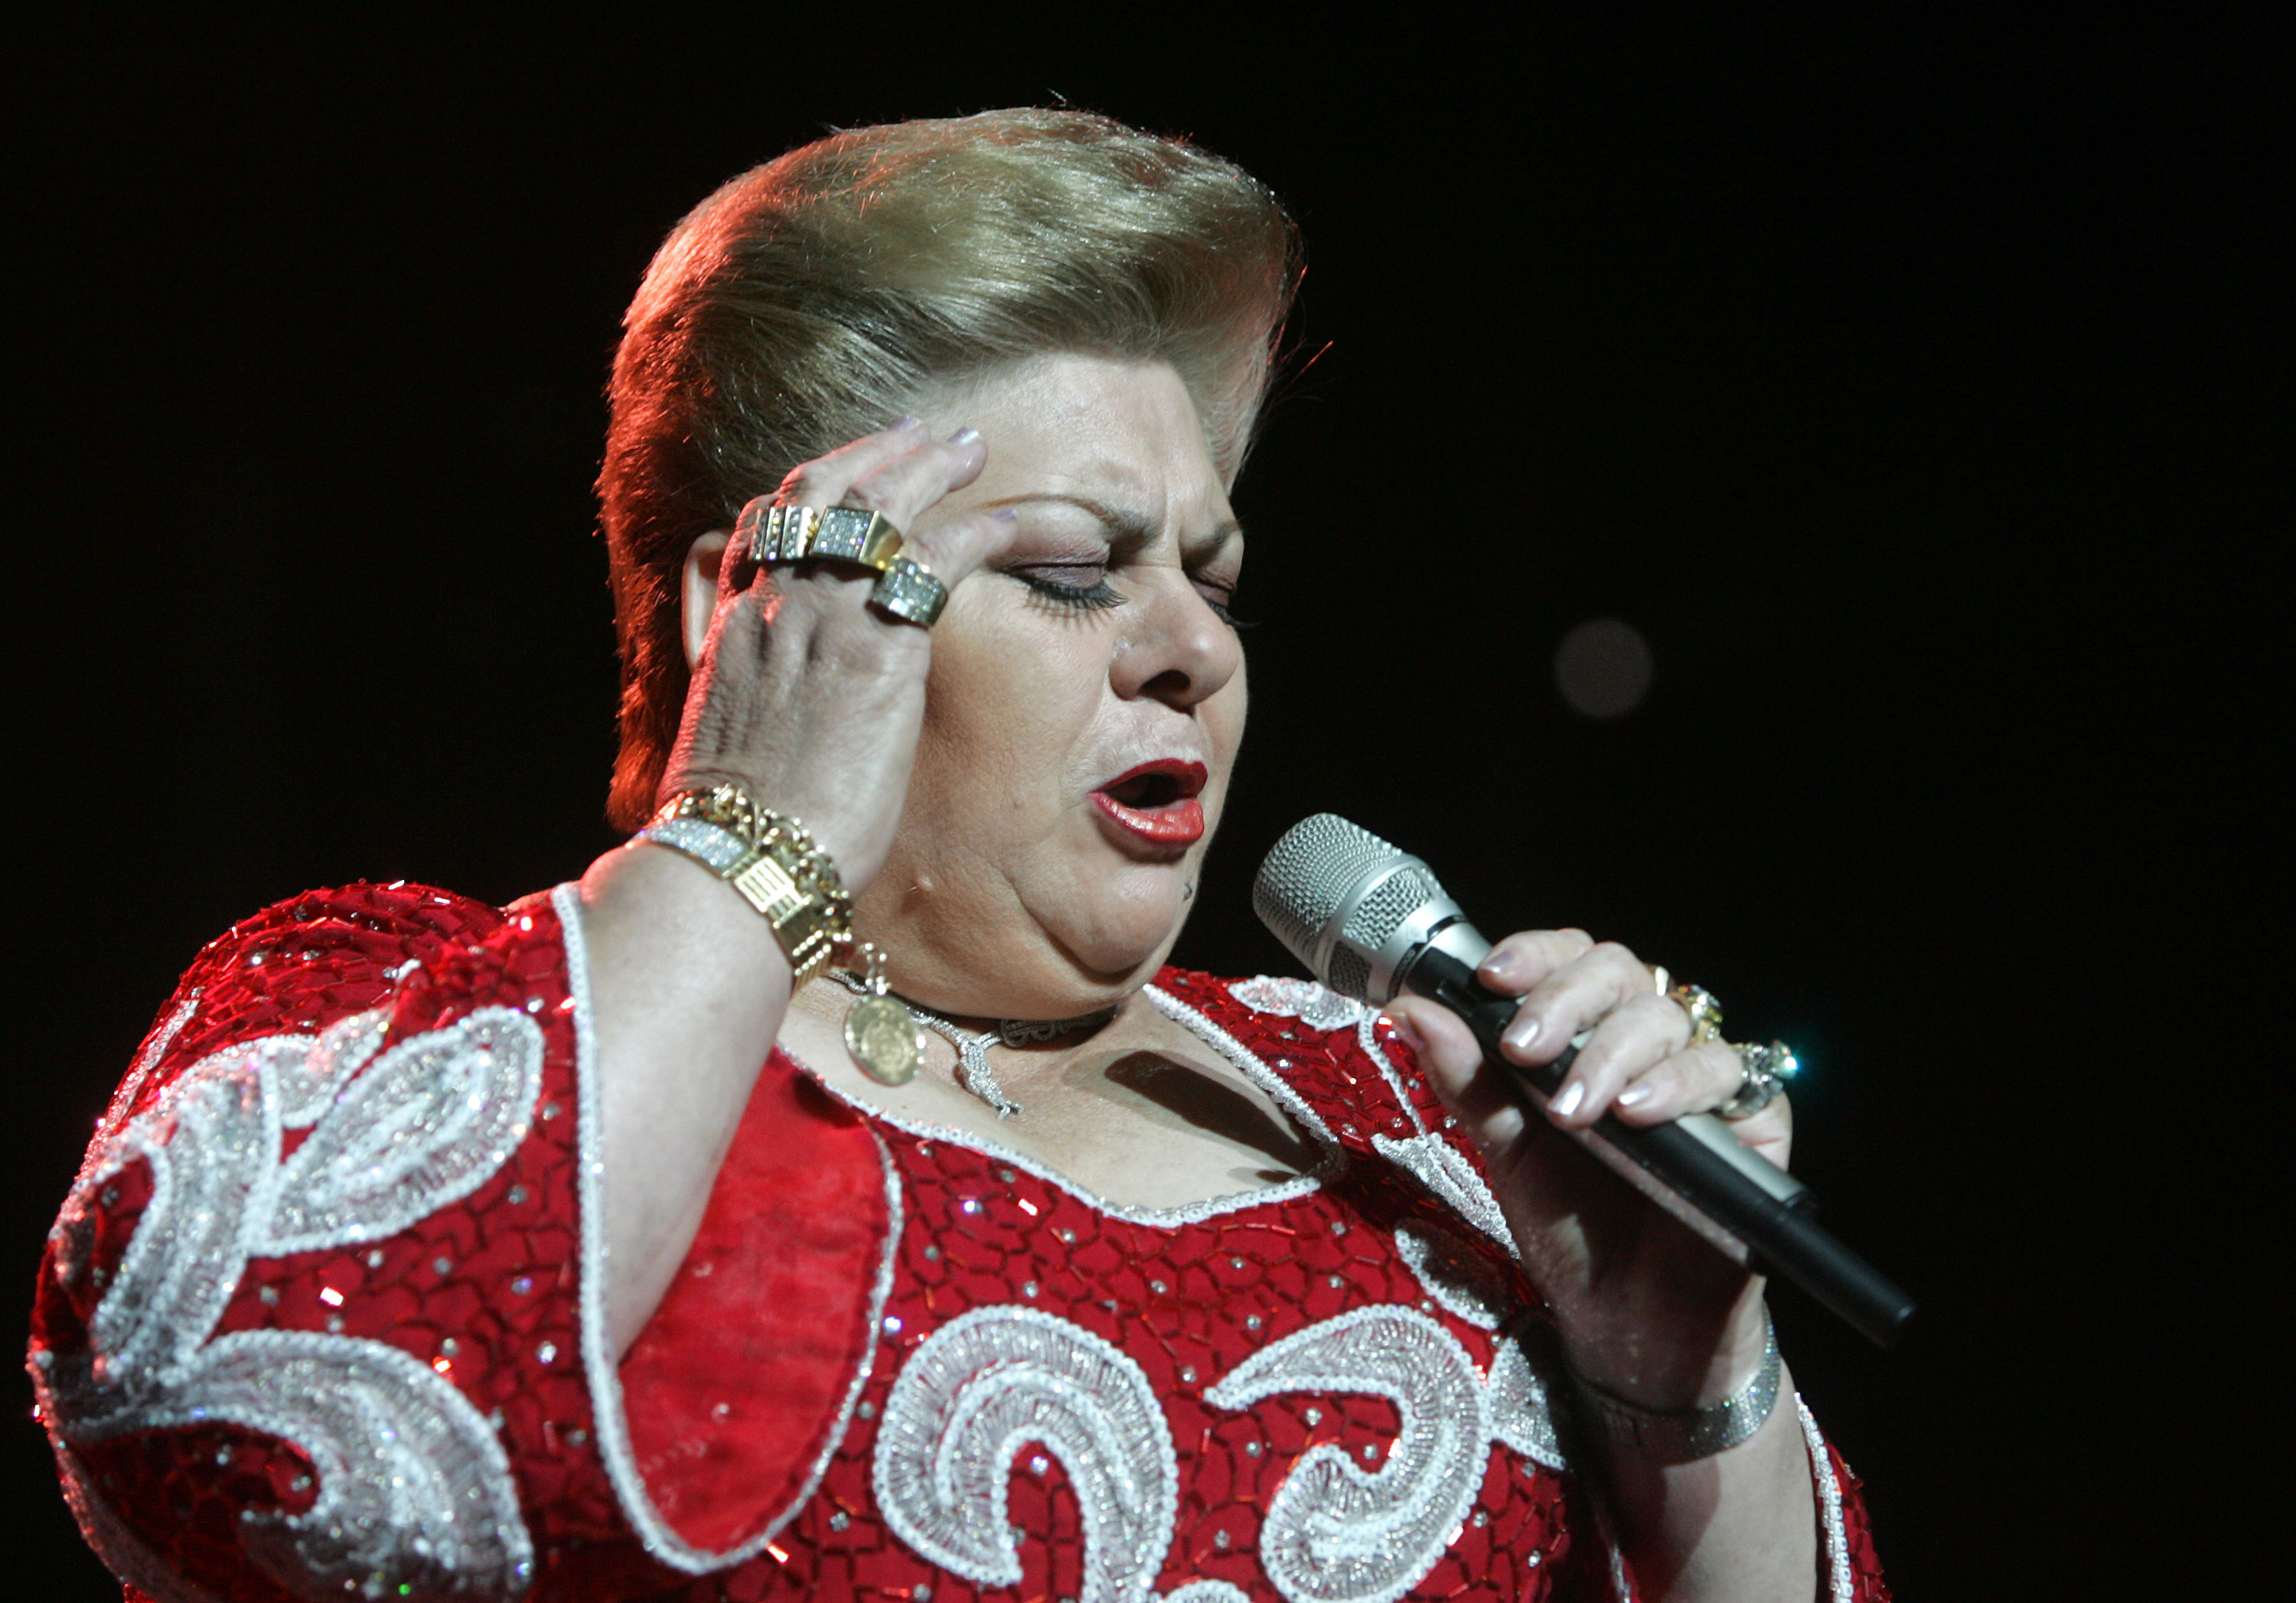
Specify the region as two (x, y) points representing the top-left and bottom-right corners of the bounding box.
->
(1796, 1401), (1893, 1601)
(28, 883), (673, 1601)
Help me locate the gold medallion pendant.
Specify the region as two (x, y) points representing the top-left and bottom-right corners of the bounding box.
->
(845, 991), (922, 1086)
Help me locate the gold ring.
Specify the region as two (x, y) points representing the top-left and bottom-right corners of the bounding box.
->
(869, 556), (949, 627)
(735, 499), (906, 571)
(1665, 982), (1724, 1044)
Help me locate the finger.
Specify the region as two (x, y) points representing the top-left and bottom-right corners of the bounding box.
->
(714, 499), (1022, 679)
(1543, 991), (1691, 1126)
(1721, 1090), (1795, 1171)
(716, 420), (940, 598)
(1380, 996), (1531, 1151)
(1476, 928), (1595, 996)
(773, 417), (933, 512)
(1499, 940), (1664, 1067)
(1609, 1039), (1746, 1126)
(898, 503), (1022, 594)
(735, 420), (1008, 615)
(839, 426), (989, 533)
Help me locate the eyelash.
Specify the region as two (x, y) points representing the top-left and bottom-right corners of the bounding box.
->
(1019, 573), (1126, 613)
(1013, 566), (1254, 627)
(1021, 574), (1255, 628)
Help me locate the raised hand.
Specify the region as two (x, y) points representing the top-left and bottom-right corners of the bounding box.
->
(664, 418), (1022, 892)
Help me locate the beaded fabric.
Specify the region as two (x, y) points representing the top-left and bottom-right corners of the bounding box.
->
(31, 883), (1891, 1602)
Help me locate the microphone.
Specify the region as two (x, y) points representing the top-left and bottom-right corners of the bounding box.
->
(1254, 813), (1915, 1348)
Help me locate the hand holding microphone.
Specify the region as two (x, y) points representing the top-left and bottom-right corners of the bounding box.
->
(1254, 814), (1913, 1350)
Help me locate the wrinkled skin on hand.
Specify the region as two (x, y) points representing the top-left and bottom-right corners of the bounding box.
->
(1384, 929), (1789, 1410)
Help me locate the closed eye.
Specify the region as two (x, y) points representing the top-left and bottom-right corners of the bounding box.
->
(1192, 576), (1257, 629)
(1012, 563), (1122, 612)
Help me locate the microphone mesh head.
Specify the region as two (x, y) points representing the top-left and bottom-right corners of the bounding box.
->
(1342, 868), (1440, 953)
(1254, 814), (1448, 1001)
(1252, 814), (1398, 969)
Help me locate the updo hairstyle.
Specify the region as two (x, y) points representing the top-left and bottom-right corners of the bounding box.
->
(598, 108), (1302, 828)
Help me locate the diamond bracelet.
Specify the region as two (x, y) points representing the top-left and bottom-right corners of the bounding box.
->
(1569, 1317), (1782, 1464)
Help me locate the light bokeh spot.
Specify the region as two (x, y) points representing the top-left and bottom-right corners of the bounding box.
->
(1554, 618), (1654, 718)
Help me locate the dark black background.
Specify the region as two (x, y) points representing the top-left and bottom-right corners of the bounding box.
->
(9, 11), (2278, 1596)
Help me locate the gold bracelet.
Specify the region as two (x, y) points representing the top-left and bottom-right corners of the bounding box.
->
(639, 784), (853, 982)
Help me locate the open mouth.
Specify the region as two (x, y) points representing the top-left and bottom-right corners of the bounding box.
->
(1101, 762), (1205, 810)
(1091, 759), (1208, 848)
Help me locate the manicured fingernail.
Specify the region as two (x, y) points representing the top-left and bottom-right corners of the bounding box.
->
(1615, 1083), (1654, 1109)
(1503, 1015), (1541, 1054)
(1481, 951), (1521, 986)
(887, 414), (920, 430)
(987, 507), (1018, 522)
(950, 425), (982, 445)
(1551, 1080), (1585, 1119)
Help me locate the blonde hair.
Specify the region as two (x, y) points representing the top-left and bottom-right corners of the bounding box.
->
(598, 108), (1303, 828)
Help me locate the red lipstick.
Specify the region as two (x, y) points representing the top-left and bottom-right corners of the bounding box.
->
(1091, 759), (1208, 849)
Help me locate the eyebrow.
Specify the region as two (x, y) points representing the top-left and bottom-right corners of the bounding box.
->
(993, 492), (1243, 563)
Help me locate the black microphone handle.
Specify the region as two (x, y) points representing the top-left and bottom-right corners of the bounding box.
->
(1402, 943), (1916, 1349)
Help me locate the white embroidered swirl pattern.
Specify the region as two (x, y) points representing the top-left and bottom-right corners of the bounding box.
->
(875, 1306), (1270, 1603)
(1205, 1306), (1492, 1603)
(1393, 1223), (1567, 1471)
(1482, 1334), (1567, 1471)
(266, 1009), (542, 1254)
(1368, 1133), (1517, 1259)
(874, 1306), (1177, 1601)
(35, 1008), (541, 1600)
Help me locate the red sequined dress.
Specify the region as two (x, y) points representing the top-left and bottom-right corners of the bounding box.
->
(31, 882), (1888, 1601)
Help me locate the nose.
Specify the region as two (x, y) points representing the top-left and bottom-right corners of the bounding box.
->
(1110, 572), (1243, 710)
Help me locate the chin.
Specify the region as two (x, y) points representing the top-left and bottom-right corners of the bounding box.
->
(1048, 875), (1192, 985)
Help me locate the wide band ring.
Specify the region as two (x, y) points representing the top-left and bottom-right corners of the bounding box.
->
(1716, 1038), (1801, 1119)
(869, 556), (948, 627)
(1665, 982), (1725, 1044)
(735, 499), (907, 571)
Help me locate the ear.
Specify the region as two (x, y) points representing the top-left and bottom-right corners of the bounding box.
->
(681, 529), (734, 670)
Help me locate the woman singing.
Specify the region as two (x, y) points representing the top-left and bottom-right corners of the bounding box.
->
(32, 110), (1884, 1601)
